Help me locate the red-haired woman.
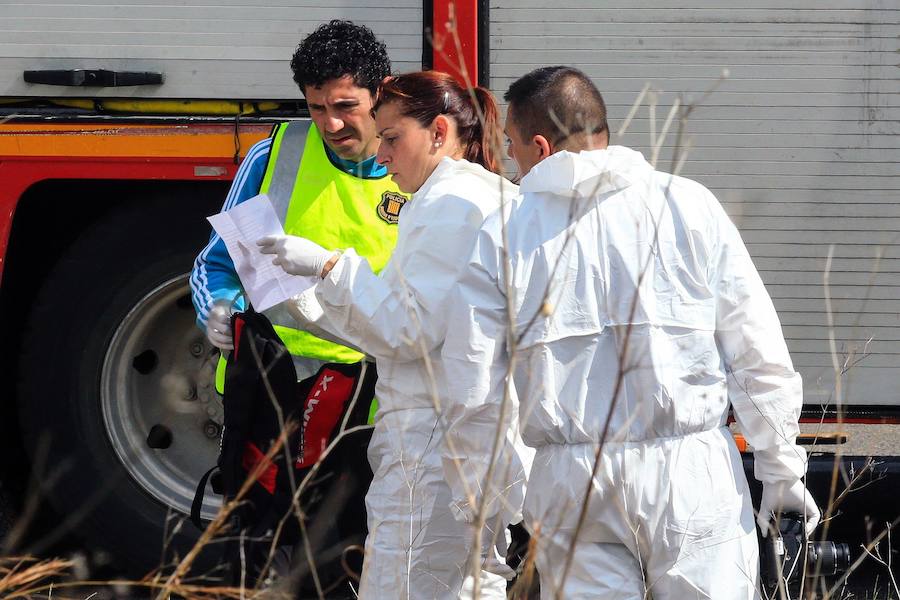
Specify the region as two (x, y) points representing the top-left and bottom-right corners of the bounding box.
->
(259, 71), (527, 598)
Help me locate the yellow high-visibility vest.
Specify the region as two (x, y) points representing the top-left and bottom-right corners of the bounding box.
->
(260, 120), (404, 362)
(214, 121), (405, 397)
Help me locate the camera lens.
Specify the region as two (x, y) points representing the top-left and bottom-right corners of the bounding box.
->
(807, 542), (851, 576)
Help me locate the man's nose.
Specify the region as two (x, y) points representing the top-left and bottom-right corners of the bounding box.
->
(324, 113), (345, 133)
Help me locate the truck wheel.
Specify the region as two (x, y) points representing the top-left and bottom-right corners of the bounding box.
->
(17, 200), (225, 575)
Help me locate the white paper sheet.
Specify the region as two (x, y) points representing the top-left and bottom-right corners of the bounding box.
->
(207, 194), (316, 312)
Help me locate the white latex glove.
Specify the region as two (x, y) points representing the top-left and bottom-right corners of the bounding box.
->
(757, 479), (821, 538)
(206, 301), (234, 350)
(256, 234), (335, 277)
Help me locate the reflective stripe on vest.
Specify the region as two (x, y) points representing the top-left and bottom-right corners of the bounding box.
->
(215, 353), (227, 395)
(258, 121), (404, 363)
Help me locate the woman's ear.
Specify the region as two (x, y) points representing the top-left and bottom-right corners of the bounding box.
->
(432, 115), (450, 148)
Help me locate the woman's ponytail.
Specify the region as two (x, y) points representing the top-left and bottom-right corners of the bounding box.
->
(466, 86), (503, 174)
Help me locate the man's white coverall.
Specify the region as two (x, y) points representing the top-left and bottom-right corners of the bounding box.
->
(441, 147), (809, 599)
(288, 157), (527, 599)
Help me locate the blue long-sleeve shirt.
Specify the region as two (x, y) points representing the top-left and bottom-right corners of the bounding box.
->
(190, 134), (387, 330)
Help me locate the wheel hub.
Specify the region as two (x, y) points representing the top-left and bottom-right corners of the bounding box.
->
(101, 275), (223, 520)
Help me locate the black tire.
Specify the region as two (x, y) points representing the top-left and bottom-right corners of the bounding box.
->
(0, 482), (16, 544)
(18, 200), (224, 576)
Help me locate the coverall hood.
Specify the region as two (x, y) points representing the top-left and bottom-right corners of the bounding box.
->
(519, 145), (648, 199)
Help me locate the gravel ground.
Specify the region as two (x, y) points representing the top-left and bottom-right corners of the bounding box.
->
(798, 423), (900, 457)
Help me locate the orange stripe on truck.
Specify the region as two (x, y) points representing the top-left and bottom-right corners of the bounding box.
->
(0, 123), (272, 159)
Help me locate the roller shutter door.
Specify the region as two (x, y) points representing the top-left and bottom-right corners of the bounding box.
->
(490, 1), (900, 407)
(0, 0), (423, 99)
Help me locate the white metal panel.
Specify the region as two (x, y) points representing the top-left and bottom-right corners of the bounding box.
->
(0, 0), (423, 99)
(490, 0), (900, 406)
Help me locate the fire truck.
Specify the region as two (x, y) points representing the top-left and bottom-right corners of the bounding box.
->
(1, 0), (897, 573)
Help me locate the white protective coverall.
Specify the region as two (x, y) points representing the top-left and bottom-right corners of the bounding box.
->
(441, 147), (808, 599)
(288, 157), (527, 599)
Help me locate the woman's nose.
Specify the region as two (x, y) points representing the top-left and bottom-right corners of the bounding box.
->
(375, 143), (389, 165)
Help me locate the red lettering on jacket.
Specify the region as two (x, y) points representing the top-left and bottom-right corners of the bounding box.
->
(296, 369), (354, 468)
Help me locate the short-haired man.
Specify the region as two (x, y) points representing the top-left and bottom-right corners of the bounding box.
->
(192, 20), (402, 382)
(441, 66), (819, 598)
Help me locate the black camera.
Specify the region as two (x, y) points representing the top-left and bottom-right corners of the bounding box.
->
(761, 512), (851, 592)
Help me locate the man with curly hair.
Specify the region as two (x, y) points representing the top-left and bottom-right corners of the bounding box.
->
(189, 19), (404, 588)
(192, 19), (401, 377)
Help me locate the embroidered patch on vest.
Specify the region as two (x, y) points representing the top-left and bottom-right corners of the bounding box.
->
(376, 191), (407, 224)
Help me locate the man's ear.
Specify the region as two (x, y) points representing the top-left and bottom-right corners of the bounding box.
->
(533, 134), (553, 160)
